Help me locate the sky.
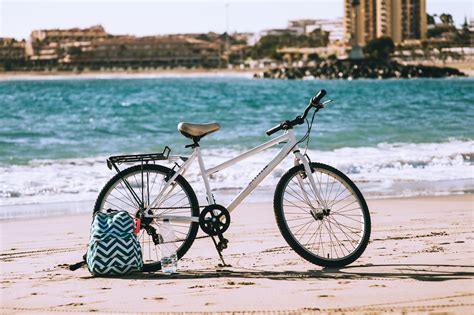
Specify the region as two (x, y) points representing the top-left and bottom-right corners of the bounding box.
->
(1, 0), (472, 40)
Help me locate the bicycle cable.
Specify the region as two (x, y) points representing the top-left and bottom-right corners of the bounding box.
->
(290, 108), (317, 154)
(303, 109), (317, 155)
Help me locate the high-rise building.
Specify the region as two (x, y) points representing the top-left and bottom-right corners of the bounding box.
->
(376, 0), (427, 42)
(345, 0), (427, 45)
(344, 0), (377, 46)
(401, 0), (427, 41)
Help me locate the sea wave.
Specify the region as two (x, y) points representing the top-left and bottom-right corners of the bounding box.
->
(0, 140), (472, 210)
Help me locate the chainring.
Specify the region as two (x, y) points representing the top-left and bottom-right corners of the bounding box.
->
(199, 204), (231, 236)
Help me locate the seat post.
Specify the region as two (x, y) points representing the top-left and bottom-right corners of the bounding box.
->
(184, 137), (200, 149)
(195, 146), (215, 204)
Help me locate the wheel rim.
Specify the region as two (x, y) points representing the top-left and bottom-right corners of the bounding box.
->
(98, 168), (195, 266)
(281, 167), (366, 262)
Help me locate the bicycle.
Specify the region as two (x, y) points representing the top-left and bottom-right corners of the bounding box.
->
(94, 89), (371, 271)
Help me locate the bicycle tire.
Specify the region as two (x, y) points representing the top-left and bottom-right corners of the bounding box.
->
(93, 164), (199, 272)
(274, 162), (371, 267)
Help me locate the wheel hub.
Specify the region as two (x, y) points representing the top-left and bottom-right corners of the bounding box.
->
(140, 209), (153, 226)
(311, 208), (331, 220)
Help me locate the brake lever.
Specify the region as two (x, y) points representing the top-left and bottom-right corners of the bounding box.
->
(321, 99), (333, 108)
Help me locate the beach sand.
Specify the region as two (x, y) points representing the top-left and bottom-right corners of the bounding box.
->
(1, 195), (473, 313)
(0, 69), (256, 81)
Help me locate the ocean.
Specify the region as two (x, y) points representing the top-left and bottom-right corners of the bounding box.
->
(1, 75), (473, 218)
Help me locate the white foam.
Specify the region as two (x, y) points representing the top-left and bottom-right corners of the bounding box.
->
(0, 140), (472, 212)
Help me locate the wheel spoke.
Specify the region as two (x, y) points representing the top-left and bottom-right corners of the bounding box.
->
(305, 220), (323, 249)
(107, 192), (137, 210)
(116, 180), (139, 208)
(288, 179), (313, 205)
(332, 212), (363, 223)
(329, 192), (355, 209)
(283, 198), (312, 213)
(104, 199), (129, 212)
(327, 216), (362, 238)
(326, 218), (352, 256)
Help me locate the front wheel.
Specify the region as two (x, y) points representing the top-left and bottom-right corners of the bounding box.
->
(274, 162), (371, 267)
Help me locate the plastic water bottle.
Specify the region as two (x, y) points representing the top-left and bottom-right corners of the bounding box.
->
(160, 219), (178, 273)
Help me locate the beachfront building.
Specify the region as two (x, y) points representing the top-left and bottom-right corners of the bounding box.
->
(344, 0), (427, 45)
(65, 35), (220, 69)
(227, 44), (251, 66)
(231, 32), (255, 46)
(26, 25), (110, 67)
(24, 25), (221, 69)
(0, 38), (27, 70)
(288, 20), (319, 35)
(0, 38), (26, 61)
(308, 19), (344, 44)
(29, 25), (109, 43)
(260, 28), (300, 38)
(289, 18), (345, 44)
(278, 46), (347, 65)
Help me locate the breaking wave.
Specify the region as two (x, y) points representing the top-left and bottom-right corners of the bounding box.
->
(1, 140), (472, 211)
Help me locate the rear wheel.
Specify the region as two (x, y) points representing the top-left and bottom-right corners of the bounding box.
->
(274, 162), (370, 267)
(93, 164), (199, 272)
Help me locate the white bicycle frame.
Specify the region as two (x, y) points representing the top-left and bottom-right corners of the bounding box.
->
(144, 128), (326, 222)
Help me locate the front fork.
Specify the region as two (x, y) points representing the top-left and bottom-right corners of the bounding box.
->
(293, 151), (328, 210)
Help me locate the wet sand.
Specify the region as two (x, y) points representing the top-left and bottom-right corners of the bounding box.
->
(1, 195), (473, 313)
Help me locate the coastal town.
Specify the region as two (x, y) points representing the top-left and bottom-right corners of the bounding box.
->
(0, 0), (472, 78)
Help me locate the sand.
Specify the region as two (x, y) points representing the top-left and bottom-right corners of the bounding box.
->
(0, 69), (256, 81)
(1, 194), (473, 314)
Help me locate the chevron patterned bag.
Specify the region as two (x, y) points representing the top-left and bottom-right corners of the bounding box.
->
(86, 211), (143, 276)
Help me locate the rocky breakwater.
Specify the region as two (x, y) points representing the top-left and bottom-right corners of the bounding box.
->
(255, 59), (466, 80)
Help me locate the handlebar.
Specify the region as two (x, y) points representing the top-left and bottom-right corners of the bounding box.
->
(310, 89), (326, 107)
(265, 123), (285, 137)
(266, 89), (327, 136)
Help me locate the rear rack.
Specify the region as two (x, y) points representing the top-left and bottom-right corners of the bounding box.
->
(107, 146), (171, 170)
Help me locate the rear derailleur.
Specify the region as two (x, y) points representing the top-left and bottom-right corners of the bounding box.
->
(199, 204), (231, 266)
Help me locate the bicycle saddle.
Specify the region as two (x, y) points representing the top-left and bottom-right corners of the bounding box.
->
(178, 122), (221, 139)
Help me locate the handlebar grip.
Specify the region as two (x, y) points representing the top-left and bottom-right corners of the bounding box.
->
(310, 89), (326, 106)
(266, 123), (283, 136)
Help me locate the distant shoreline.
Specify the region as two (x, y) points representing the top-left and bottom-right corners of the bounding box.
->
(404, 60), (474, 77)
(0, 61), (472, 80)
(0, 68), (257, 81)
